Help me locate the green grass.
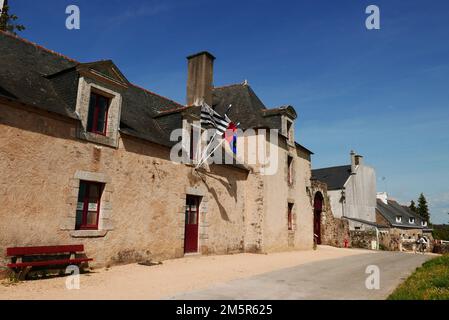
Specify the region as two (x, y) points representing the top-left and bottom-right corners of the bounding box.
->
(388, 255), (449, 300)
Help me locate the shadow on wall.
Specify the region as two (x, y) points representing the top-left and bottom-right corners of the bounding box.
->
(195, 165), (249, 222)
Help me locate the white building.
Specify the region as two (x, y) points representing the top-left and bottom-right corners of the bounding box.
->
(312, 151), (377, 230)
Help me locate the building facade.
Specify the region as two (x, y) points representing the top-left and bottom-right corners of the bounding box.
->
(0, 32), (314, 270)
(312, 151), (377, 231)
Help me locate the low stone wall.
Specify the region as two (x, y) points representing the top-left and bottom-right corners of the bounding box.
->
(350, 230), (377, 249)
(433, 242), (449, 254)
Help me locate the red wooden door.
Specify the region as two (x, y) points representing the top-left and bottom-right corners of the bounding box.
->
(184, 196), (200, 253)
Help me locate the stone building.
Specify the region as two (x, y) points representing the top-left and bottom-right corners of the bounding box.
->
(312, 151), (377, 231)
(376, 193), (433, 251)
(0, 31), (315, 270)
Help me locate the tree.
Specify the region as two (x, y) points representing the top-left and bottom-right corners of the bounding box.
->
(409, 200), (417, 213)
(0, 0), (26, 34)
(416, 193), (430, 223)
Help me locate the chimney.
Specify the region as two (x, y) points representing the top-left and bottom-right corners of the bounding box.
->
(350, 150), (356, 174)
(355, 154), (364, 166)
(377, 192), (388, 204)
(186, 51), (215, 106)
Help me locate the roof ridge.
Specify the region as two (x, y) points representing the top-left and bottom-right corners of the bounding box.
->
(130, 83), (185, 109)
(0, 30), (80, 64)
(213, 83), (244, 90)
(312, 164), (351, 171)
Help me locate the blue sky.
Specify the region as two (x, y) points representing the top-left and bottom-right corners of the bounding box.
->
(10, 0), (449, 223)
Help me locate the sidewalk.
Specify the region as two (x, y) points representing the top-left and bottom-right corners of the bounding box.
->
(0, 246), (373, 300)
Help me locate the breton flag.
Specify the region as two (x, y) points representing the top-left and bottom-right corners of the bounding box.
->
(200, 103), (230, 136)
(224, 117), (238, 155)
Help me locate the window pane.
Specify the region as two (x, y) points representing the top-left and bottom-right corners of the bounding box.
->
(75, 210), (83, 229)
(87, 94), (97, 132)
(96, 96), (108, 133)
(86, 211), (98, 226)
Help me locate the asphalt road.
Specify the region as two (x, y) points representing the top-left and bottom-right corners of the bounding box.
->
(171, 251), (432, 300)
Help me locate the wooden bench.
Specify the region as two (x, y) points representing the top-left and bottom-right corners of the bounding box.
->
(6, 245), (92, 279)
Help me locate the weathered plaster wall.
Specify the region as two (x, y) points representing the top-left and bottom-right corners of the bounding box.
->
(0, 103), (248, 268)
(327, 165), (376, 230)
(262, 139), (313, 252)
(343, 165), (377, 230)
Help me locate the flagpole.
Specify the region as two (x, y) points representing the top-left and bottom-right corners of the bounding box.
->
(195, 131), (217, 169)
(197, 138), (225, 168)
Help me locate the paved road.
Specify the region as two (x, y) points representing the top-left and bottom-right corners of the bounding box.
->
(171, 251), (432, 300)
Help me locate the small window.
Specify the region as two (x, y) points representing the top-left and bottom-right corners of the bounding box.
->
(409, 217), (415, 224)
(422, 221), (427, 227)
(286, 119), (293, 141)
(87, 92), (110, 135)
(76, 181), (104, 230)
(288, 203), (294, 231)
(287, 155), (293, 186)
(396, 216), (402, 223)
(189, 127), (196, 161)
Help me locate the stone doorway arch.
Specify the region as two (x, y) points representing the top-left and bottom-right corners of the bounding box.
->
(314, 192), (324, 245)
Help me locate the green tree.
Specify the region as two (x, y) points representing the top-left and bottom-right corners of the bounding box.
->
(0, 0), (26, 34)
(409, 200), (417, 213)
(417, 193), (430, 223)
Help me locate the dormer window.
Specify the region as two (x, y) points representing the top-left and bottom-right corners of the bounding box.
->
(422, 221), (428, 227)
(396, 216), (402, 223)
(409, 217), (415, 224)
(87, 92), (110, 135)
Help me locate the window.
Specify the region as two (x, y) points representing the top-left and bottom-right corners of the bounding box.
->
(422, 221), (428, 227)
(409, 217), (415, 224)
(287, 155), (293, 186)
(396, 216), (402, 223)
(189, 127), (196, 161)
(87, 92), (110, 135)
(288, 203), (294, 231)
(76, 181), (104, 230)
(286, 119), (293, 142)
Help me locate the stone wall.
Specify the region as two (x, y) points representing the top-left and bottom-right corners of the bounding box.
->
(0, 100), (315, 274)
(310, 180), (350, 248)
(0, 102), (248, 269)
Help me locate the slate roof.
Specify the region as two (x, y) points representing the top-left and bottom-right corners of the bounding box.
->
(311, 165), (352, 190)
(0, 31), (312, 154)
(376, 199), (425, 229)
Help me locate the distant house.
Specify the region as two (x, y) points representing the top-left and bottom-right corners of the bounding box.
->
(376, 192), (432, 239)
(312, 151), (377, 231)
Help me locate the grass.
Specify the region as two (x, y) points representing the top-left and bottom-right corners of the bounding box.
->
(388, 255), (449, 300)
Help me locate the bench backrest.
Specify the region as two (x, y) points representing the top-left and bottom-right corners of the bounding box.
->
(6, 245), (84, 256)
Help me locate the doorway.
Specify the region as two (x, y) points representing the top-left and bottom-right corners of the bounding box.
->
(184, 195), (201, 253)
(313, 192), (323, 245)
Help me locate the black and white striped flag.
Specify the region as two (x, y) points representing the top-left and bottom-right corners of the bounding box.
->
(200, 103), (230, 136)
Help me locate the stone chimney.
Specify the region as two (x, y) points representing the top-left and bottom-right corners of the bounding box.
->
(355, 154), (364, 166)
(186, 51), (215, 106)
(350, 150), (356, 174)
